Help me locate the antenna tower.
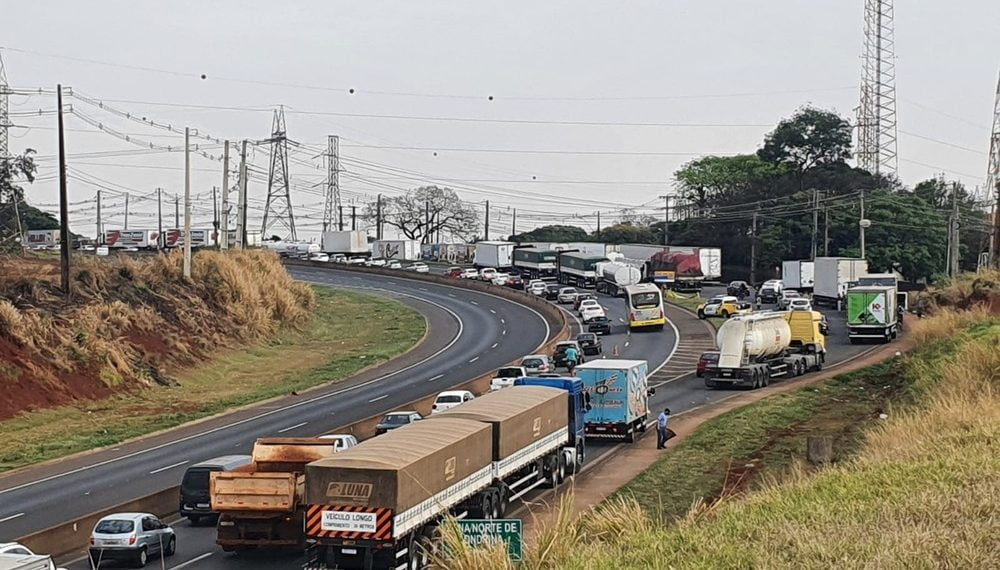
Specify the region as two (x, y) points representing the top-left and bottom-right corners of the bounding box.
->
(261, 107), (297, 241)
(323, 135), (341, 233)
(0, 52), (10, 161)
(855, 0), (898, 177)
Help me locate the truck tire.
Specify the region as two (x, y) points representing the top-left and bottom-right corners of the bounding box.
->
(624, 427), (634, 444)
(762, 374), (770, 387)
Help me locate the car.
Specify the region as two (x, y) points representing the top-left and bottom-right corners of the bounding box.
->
(374, 411), (422, 435)
(528, 281), (547, 296)
(587, 315), (613, 335)
(527, 279), (545, 288)
(577, 298), (601, 315)
(697, 295), (751, 319)
(573, 293), (597, 311)
(446, 266), (462, 278)
(544, 283), (562, 300)
(491, 272), (510, 286)
(557, 287), (578, 304)
(386, 260), (403, 270)
(696, 351), (720, 377)
(520, 354), (553, 375)
(727, 280), (750, 297)
(366, 257), (387, 267)
(430, 390), (475, 415)
(552, 341), (585, 368)
(179, 455), (253, 524)
(576, 332), (603, 356)
(460, 268), (479, 279)
(819, 314), (830, 336)
(758, 280), (783, 303)
(777, 290), (803, 310)
(89, 513), (175, 567)
(0, 543), (66, 570)
(505, 274), (524, 289)
(330, 254), (347, 264)
(490, 366), (528, 391)
(308, 252), (330, 263)
(580, 305), (606, 323)
(317, 434), (359, 450)
(479, 268), (498, 281)
(407, 262), (430, 273)
(788, 298), (812, 311)
(346, 256), (367, 265)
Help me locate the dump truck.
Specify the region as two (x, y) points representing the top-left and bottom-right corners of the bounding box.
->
(211, 438), (340, 551)
(594, 261), (642, 296)
(574, 359), (651, 442)
(303, 380), (588, 570)
(846, 285), (899, 343)
(704, 312), (826, 389)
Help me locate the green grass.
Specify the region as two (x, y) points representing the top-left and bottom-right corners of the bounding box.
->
(0, 286), (425, 472)
(665, 293), (720, 329)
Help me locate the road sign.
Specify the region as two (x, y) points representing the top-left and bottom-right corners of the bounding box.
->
(653, 270), (675, 283)
(457, 519), (522, 561)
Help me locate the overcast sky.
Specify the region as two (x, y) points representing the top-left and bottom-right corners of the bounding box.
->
(3, 0), (999, 240)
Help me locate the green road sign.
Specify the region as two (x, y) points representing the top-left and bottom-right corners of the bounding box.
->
(457, 518), (523, 561)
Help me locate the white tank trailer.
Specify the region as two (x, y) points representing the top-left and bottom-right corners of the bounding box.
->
(706, 313), (824, 390)
(595, 261), (642, 296)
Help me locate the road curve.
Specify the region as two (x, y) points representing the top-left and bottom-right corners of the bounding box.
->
(0, 267), (552, 544)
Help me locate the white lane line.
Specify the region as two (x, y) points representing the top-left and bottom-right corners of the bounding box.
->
(502, 329), (507, 335)
(471, 300), (479, 305)
(169, 552), (214, 569)
(648, 315), (682, 377)
(0, 512), (25, 524)
(448, 293), (456, 297)
(278, 421), (309, 433)
(368, 395), (388, 403)
(468, 356), (480, 363)
(149, 460), (189, 475)
(427, 374), (444, 382)
(491, 342), (499, 349)
(624, 341), (631, 348)
(501, 318), (506, 324)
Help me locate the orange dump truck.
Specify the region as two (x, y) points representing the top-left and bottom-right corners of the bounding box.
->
(211, 438), (340, 551)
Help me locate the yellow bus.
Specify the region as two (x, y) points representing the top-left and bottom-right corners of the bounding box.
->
(623, 283), (666, 330)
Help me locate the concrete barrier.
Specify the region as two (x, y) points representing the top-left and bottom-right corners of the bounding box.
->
(23, 260), (568, 561)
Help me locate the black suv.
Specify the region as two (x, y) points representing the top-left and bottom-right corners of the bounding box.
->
(544, 283), (561, 300)
(587, 316), (612, 335)
(576, 333), (603, 356)
(552, 341), (585, 368)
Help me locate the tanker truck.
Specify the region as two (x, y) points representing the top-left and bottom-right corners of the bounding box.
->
(704, 311), (826, 389)
(594, 261), (642, 297)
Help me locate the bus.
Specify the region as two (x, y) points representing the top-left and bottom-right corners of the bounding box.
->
(623, 283), (666, 330)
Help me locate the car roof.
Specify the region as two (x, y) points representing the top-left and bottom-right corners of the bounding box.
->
(98, 513), (151, 522)
(436, 390), (472, 397)
(523, 354), (549, 360)
(190, 455), (253, 470)
(385, 410), (418, 416)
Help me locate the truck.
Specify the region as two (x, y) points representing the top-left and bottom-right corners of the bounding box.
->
(704, 311), (826, 390)
(372, 239), (420, 261)
(163, 228), (218, 249)
(474, 240), (516, 268)
(0, 553), (60, 570)
(321, 231), (368, 254)
(813, 257), (869, 308)
(594, 261), (642, 296)
(574, 359), (650, 442)
(512, 247), (559, 278)
(846, 285), (899, 343)
(782, 260), (815, 291)
(104, 229), (160, 249)
(211, 438), (340, 551)
(647, 246), (722, 291)
(262, 241), (320, 258)
(303, 379), (587, 570)
(24, 229), (59, 250)
(557, 251), (609, 288)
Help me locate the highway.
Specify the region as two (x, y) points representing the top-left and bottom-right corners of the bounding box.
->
(0, 267), (556, 547)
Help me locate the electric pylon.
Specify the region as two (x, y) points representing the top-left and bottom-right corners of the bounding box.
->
(855, 0), (898, 177)
(261, 107), (296, 241)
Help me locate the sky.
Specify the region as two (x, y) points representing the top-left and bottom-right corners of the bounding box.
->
(2, 0), (998, 241)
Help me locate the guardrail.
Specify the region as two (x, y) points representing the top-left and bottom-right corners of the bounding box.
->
(23, 259), (569, 562)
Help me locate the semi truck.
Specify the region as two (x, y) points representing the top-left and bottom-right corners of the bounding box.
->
(813, 257), (869, 307)
(302, 379), (587, 570)
(321, 231), (369, 254)
(557, 252), (610, 288)
(372, 240), (420, 261)
(511, 247), (559, 278)
(575, 359), (650, 442)
(262, 241), (321, 258)
(846, 285), (899, 343)
(104, 229), (160, 249)
(211, 438), (340, 551)
(163, 228), (218, 249)
(474, 241), (516, 268)
(705, 311), (826, 389)
(782, 260), (815, 291)
(24, 229), (60, 250)
(594, 261), (642, 296)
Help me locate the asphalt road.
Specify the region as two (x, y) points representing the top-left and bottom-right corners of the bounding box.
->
(0, 267), (553, 546)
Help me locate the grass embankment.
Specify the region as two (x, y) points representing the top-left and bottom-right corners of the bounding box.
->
(0, 253), (425, 472)
(438, 309), (999, 568)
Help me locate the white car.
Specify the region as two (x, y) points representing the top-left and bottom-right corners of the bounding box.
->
(407, 262), (429, 273)
(386, 260), (403, 270)
(309, 253), (330, 263)
(577, 299), (601, 315)
(318, 434), (359, 451)
(346, 257), (367, 265)
(460, 268), (479, 279)
(491, 272), (510, 286)
(0, 543), (66, 570)
(366, 258), (387, 267)
(788, 298), (813, 311)
(580, 305), (607, 323)
(479, 268), (498, 281)
(557, 287), (578, 304)
(528, 282), (547, 296)
(430, 390), (475, 415)
(490, 366), (528, 391)
(330, 254), (347, 264)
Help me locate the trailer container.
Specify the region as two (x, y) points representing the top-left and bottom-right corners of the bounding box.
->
(557, 252), (609, 288)
(321, 231), (368, 254)
(595, 261), (642, 296)
(163, 228), (217, 249)
(781, 260), (815, 291)
(474, 241), (516, 268)
(846, 285), (899, 343)
(512, 248), (559, 278)
(372, 240), (420, 261)
(24, 229), (60, 249)
(575, 360), (650, 442)
(105, 229), (160, 249)
(813, 257), (868, 307)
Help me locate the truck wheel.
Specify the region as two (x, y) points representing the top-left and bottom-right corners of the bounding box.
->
(556, 454), (567, 485)
(624, 428), (635, 444)
(498, 488), (510, 516)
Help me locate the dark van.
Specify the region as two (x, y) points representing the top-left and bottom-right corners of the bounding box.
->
(179, 455), (252, 524)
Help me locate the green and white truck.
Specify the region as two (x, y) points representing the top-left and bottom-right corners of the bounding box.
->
(846, 285), (899, 343)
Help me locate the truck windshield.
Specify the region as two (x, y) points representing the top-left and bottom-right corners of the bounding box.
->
(631, 292), (660, 309)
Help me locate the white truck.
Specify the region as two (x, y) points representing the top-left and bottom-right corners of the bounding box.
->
(782, 260), (815, 291)
(594, 261), (642, 297)
(321, 231), (368, 255)
(24, 229), (60, 249)
(105, 229), (161, 249)
(475, 240), (516, 268)
(372, 239), (420, 261)
(262, 241), (320, 258)
(705, 312), (826, 390)
(163, 228), (218, 249)
(813, 257), (869, 308)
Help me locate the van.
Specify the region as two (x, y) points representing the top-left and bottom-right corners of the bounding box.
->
(179, 455), (252, 524)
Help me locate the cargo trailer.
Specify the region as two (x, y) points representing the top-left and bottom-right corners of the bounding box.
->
(321, 231), (369, 254)
(24, 229), (60, 249)
(594, 261), (642, 296)
(372, 240), (420, 261)
(846, 285), (899, 343)
(163, 228), (217, 249)
(105, 229), (160, 249)
(512, 247), (559, 278)
(557, 252), (609, 288)
(575, 360), (650, 442)
(474, 241), (516, 268)
(781, 260), (815, 291)
(813, 257), (868, 307)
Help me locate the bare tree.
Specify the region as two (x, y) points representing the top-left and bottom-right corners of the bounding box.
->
(363, 186), (479, 243)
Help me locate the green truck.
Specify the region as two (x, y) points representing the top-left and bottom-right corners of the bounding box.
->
(846, 285), (899, 343)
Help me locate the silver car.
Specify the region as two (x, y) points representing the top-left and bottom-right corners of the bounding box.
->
(89, 513), (175, 567)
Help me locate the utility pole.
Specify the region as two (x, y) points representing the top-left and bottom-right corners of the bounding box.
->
(220, 141), (229, 250)
(859, 190), (867, 259)
(750, 209), (759, 285)
(156, 188), (163, 250)
(484, 200), (490, 240)
(339, 206), (344, 234)
(351, 205), (356, 231)
(96, 189), (102, 245)
(1, 54), (23, 245)
(824, 206), (830, 256)
(511, 208), (517, 238)
(212, 185), (219, 248)
(596, 211), (602, 240)
(236, 139), (248, 248)
(323, 135), (341, 233)
(375, 194), (382, 239)
(950, 182), (960, 277)
(174, 196), (179, 229)
(124, 192), (129, 230)
(183, 127), (192, 279)
(811, 189), (819, 259)
(987, 72), (1000, 269)
(57, 84), (70, 297)
(659, 194), (670, 246)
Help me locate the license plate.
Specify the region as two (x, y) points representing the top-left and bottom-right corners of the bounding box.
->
(342, 548), (358, 555)
(595, 427), (606, 431)
(101, 539), (123, 546)
(721, 372), (731, 377)
(197, 503), (210, 508)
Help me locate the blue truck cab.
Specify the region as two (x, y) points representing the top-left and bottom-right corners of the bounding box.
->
(513, 376), (589, 470)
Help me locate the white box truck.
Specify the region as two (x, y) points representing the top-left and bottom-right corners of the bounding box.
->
(372, 239), (419, 261)
(474, 241), (515, 268)
(321, 231), (368, 254)
(24, 229), (60, 249)
(813, 257), (868, 307)
(782, 260), (815, 291)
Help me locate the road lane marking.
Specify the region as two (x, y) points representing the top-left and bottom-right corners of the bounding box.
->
(169, 552), (214, 569)
(0, 512), (25, 524)
(427, 374), (444, 382)
(149, 460), (189, 475)
(471, 300), (479, 305)
(468, 356), (480, 363)
(501, 318), (506, 324)
(502, 329), (507, 335)
(278, 421), (309, 433)
(490, 309), (496, 314)
(491, 342), (499, 349)
(368, 395), (389, 403)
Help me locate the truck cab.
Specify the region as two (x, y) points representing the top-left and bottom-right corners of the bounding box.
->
(513, 377), (589, 471)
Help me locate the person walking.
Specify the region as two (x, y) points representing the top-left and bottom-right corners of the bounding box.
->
(656, 407), (671, 450)
(564, 345), (579, 375)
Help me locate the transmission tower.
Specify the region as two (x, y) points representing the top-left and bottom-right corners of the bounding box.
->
(323, 135), (341, 233)
(855, 0), (898, 177)
(987, 73), (1000, 268)
(0, 52), (10, 161)
(260, 107), (296, 241)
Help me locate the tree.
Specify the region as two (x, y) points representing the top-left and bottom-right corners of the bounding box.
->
(617, 208), (657, 227)
(757, 107), (852, 172)
(596, 223), (657, 245)
(674, 154), (785, 209)
(0, 149), (38, 245)
(363, 186), (479, 243)
(510, 224), (588, 243)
